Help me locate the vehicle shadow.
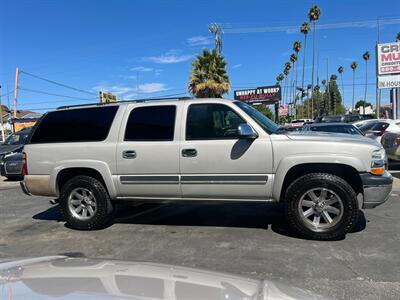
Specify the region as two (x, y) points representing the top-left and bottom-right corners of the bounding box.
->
(33, 202), (366, 240)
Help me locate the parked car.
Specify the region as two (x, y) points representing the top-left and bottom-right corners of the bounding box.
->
(363, 119), (400, 143)
(381, 131), (400, 161)
(302, 123), (364, 135)
(353, 119), (380, 133)
(314, 114), (373, 124)
(0, 256), (326, 300)
(0, 152), (24, 180)
(0, 127), (32, 166)
(20, 98), (392, 240)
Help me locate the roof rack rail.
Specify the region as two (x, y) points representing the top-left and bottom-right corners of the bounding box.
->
(57, 96), (192, 110)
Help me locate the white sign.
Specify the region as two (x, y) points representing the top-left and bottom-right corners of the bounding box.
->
(378, 74), (400, 89)
(377, 42), (400, 75)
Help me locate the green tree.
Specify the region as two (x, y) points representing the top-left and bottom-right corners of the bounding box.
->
(362, 51), (370, 113)
(254, 104), (274, 120)
(308, 5), (321, 118)
(188, 49), (230, 98)
(355, 100), (372, 112)
(350, 61), (358, 111)
(397, 32), (400, 42)
(300, 22), (310, 116)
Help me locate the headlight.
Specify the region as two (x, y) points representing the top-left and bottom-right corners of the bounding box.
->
(371, 148), (387, 175)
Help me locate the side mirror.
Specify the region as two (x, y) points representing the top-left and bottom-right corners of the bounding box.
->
(238, 123), (258, 139)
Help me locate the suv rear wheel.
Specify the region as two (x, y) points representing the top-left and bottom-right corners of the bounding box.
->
(284, 173), (358, 240)
(59, 175), (113, 230)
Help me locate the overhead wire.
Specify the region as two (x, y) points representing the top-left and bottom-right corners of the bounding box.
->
(19, 70), (98, 96)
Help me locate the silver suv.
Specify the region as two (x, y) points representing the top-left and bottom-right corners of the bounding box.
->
(20, 98), (392, 240)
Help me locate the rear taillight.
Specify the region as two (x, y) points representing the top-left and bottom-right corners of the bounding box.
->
(22, 152), (28, 175)
(374, 130), (385, 137)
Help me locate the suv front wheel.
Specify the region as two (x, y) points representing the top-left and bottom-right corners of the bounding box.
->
(59, 175), (113, 230)
(284, 173), (359, 240)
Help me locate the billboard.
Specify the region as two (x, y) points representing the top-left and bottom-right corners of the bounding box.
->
(377, 42), (400, 76)
(378, 74), (400, 89)
(234, 85), (281, 104)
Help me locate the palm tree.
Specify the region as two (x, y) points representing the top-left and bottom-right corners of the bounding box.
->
(308, 5), (321, 119)
(350, 61), (358, 112)
(289, 53), (298, 105)
(292, 41), (301, 110)
(337, 66), (344, 105)
(300, 22), (311, 117)
(276, 73), (284, 85)
(397, 32), (400, 42)
(283, 62), (291, 104)
(362, 51), (370, 114)
(188, 49), (230, 98)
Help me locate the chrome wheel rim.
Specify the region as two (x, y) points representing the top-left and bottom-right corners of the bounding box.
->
(68, 188), (97, 220)
(297, 188), (344, 232)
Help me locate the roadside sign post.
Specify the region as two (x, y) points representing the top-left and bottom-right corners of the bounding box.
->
(99, 91), (118, 103)
(376, 42), (400, 119)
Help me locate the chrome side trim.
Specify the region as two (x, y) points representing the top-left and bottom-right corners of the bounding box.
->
(115, 196), (275, 203)
(181, 175), (268, 185)
(120, 175), (179, 184)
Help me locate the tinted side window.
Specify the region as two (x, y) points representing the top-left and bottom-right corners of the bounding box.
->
(30, 106), (118, 143)
(124, 106), (176, 141)
(186, 104), (245, 140)
(371, 122), (389, 131)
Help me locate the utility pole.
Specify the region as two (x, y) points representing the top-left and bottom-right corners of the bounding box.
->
(7, 84), (10, 110)
(13, 67), (20, 119)
(209, 23), (223, 54)
(326, 58), (331, 115)
(136, 71), (140, 99)
(0, 85), (4, 141)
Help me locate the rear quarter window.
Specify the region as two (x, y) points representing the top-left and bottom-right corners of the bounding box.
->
(30, 106), (119, 143)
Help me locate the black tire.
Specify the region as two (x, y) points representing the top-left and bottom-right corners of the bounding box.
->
(59, 175), (113, 230)
(284, 173), (358, 240)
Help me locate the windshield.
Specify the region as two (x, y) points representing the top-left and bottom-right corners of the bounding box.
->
(4, 133), (28, 145)
(234, 101), (280, 134)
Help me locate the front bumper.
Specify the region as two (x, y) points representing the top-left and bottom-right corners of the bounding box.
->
(361, 171), (393, 209)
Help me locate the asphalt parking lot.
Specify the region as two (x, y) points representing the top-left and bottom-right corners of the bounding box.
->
(0, 176), (399, 300)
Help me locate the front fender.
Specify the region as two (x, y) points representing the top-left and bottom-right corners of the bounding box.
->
(272, 154), (366, 201)
(50, 160), (118, 198)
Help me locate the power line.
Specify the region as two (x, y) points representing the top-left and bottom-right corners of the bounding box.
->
(222, 17), (400, 34)
(19, 70), (98, 96)
(19, 86), (98, 101)
(18, 98), (98, 106)
(0, 89), (14, 97)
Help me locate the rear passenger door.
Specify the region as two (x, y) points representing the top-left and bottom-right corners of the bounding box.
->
(116, 104), (181, 198)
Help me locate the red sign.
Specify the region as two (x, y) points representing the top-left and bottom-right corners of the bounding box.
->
(234, 85), (281, 104)
(377, 42), (400, 76)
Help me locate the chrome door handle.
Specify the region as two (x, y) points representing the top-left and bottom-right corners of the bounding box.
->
(123, 150), (136, 159)
(182, 148), (197, 157)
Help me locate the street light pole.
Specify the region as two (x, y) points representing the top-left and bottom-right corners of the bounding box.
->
(0, 85), (5, 142)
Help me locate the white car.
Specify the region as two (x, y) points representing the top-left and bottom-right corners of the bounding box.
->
(362, 119), (400, 143)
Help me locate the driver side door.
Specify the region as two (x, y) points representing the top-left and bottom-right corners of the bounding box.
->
(179, 102), (273, 200)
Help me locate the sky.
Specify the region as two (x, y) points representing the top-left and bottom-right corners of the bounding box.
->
(0, 0), (400, 113)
